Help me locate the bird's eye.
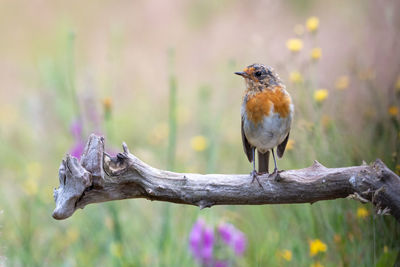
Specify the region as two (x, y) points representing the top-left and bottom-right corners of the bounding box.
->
(255, 71), (262, 77)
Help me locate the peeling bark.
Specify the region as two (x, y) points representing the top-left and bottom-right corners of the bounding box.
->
(52, 134), (400, 222)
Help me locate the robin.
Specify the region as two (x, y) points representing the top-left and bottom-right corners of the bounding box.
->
(235, 64), (293, 185)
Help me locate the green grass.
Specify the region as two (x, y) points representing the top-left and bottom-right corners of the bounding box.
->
(0, 2), (400, 266)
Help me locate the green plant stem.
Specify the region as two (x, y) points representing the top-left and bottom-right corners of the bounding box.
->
(66, 31), (81, 120)
(159, 49), (177, 258)
(167, 49), (177, 171)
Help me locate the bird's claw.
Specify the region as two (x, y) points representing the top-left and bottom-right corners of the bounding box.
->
(269, 168), (281, 182)
(250, 170), (263, 188)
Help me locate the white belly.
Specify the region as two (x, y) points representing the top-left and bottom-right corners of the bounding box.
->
(242, 105), (293, 153)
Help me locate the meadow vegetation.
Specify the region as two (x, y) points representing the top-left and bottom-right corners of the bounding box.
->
(0, 1), (399, 266)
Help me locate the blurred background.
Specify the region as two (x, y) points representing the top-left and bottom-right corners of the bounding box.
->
(0, 0), (399, 266)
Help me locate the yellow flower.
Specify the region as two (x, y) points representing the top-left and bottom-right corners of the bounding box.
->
(191, 135), (208, 151)
(294, 24), (305, 36)
(310, 262), (324, 267)
(102, 97), (112, 112)
(384, 245), (389, 253)
(306, 16), (319, 33)
(310, 47), (322, 61)
(335, 76), (350, 90)
(314, 89), (329, 103)
(110, 242), (123, 258)
(309, 239), (327, 256)
(388, 106), (398, 116)
(280, 249), (292, 261)
(286, 139), (295, 151)
(289, 71), (304, 84)
(286, 38), (303, 52)
(357, 207), (369, 219)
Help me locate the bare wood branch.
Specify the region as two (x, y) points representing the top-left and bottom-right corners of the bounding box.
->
(52, 134), (400, 222)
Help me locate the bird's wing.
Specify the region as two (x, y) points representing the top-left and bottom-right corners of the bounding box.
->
(277, 131), (290, 158)
(241, 117), (253, 162)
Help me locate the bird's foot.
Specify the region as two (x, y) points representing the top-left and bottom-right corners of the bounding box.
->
(250, 170), (263, 188)
(268, 168), (281, 182)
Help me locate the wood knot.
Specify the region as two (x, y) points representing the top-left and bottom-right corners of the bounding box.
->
(198, 200), (212, 210)
(311, 160), (326, 169)
(104, 153), (130, 176)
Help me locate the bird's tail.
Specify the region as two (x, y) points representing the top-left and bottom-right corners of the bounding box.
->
(258, 150), (269, 173)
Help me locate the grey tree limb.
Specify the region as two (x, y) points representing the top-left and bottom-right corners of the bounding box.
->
(53, 134), (400, 222)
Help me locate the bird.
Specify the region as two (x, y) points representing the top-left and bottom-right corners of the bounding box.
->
(235, 63), (293, 185)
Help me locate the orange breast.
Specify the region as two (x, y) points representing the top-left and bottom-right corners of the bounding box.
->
(245, 86), (291, 124)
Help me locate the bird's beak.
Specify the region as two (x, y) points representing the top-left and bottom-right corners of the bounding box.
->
(234, 71), (249, 78)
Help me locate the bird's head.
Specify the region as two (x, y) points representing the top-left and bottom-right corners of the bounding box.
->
(235, 63), (281, 91)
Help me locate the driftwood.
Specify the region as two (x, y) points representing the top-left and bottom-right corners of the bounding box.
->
(53, 134), (400, 222)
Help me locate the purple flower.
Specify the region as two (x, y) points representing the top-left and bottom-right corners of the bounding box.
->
(69, 119), (84, 159)
(70, 119), (83, 139)
(214, 260), (228, 267)
(232, 231), (246, 256)
(202, 227), (214, 260)
(189, 219), (204, 255)
(218, 223), (247, 256)
(189, 220), (246, 267)
(70, 141), (85, 159)
(218, 223), (234, 244)
(189, 219), (214, 265)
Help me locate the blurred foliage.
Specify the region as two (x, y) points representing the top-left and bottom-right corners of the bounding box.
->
(0, 0), (400, 266)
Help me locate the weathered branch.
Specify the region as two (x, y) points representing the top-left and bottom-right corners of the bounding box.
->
(53, 134), (400, 222)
